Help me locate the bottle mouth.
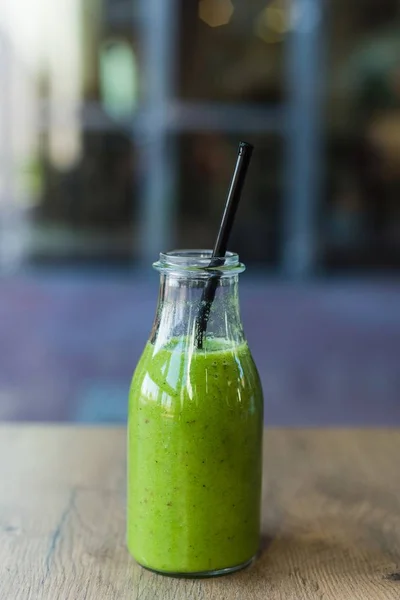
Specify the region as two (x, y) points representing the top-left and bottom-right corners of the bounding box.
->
(153, 249), (245, 276)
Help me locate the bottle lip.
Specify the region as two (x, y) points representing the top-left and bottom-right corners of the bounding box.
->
(153, 249), (245, 276)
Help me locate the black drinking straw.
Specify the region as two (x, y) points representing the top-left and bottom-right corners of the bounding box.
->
(195, 141), (254, 349)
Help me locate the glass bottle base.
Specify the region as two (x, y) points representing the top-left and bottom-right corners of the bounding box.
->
(137, 555), (256, 579)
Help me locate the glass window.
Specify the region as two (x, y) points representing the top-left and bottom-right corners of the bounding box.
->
(0, 0), (139, 267)
(324, 0), (400, 270)
(176, 133), (283, 266)
(178, 0), (286, 104)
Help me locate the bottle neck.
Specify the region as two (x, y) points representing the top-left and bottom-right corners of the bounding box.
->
(150, 273), (245, 350)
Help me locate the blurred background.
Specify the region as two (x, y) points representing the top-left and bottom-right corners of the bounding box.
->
(0, 0), (399, 424)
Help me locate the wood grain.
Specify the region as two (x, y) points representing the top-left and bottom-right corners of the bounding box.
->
(0, 426), (399, 599)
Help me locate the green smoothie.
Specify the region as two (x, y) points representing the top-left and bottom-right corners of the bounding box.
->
(127, 337), (263, 574)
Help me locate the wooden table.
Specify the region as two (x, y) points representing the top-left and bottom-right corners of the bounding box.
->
(0, 426), (399, 600)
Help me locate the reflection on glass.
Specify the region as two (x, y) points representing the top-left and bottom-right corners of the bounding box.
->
(198, 0), (234, 28)
(254, 0), (289, 44)
(100, 39), (138, 119)
(47, 0), (82, 170)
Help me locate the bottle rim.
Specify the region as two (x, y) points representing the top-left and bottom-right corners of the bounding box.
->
(153, 249), (245, 276)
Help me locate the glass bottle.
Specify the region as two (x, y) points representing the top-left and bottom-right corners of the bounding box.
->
(127, 250), (263, 577)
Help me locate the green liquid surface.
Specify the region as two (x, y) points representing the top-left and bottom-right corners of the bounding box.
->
(127, 337), (263, 574)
